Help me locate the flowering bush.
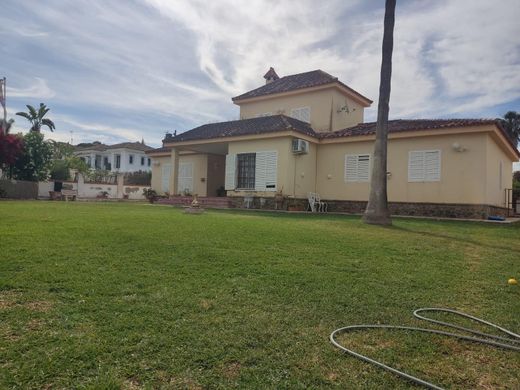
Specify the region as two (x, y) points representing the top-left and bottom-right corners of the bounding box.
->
(0, 130), (24, 169)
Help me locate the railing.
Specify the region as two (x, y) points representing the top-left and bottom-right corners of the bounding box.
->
(505, 188), (519, 216)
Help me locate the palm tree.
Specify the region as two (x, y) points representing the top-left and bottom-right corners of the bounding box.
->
(499, 111), (519, 147)
(16, 103), (55, 132)
(362, 0), (396, 226)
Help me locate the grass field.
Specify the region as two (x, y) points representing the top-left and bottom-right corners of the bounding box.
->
(1, 201), (519, 389)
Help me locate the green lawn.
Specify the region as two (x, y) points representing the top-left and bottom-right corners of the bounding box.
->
(1, 201), (519, 389)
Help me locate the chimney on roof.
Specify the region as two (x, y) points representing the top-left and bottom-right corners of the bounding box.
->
(141, 137), (144, 144)
(263, 67), (279, 84)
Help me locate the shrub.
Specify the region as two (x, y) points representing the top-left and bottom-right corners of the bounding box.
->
(142, 188), (158, 203)
(124, 170), (151, 186)
(50, 160), (70, 181)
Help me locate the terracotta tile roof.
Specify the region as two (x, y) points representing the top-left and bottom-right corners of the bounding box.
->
(164, 115), (316, 143)
(232, 69), (372, 104)
(322, 118), (519, 156)
(322, 119), (502, 138)
(146, 146), (171, 155)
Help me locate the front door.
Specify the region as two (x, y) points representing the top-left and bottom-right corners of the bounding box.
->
(161, 163), (171, 193)
(178, 162), (193, 195)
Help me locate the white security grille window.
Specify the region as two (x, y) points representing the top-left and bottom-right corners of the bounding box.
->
(236, 153), (256, 189)
(255, 112), (272, 117)
(408, 150), (441, 182)
(345, 154), (370, 182)
(290, 107), (311, 123)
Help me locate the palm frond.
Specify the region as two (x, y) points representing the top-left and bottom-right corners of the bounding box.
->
(26, 105), (37, 119)
(38, 103), (49, 119)
(42, 118), (55, 132)
(16, 112), (32, 120)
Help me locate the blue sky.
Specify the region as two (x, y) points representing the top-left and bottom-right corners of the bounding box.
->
(1, 0), (520, 155)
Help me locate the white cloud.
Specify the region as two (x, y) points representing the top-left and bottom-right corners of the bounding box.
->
(7, 78), (56, 99)
(1, 0), (519, 149)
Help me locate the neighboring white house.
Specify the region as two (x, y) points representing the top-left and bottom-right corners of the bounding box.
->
(74, 141), (153, 172)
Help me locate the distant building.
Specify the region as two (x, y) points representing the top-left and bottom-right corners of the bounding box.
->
(74, 141), (153, 172)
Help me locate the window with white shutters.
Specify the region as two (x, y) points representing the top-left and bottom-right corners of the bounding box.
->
(344, 154), (370, 182)
(290, 107), (311, 123)
(255, 151), (278, 191)
(408, 150), (441, 182)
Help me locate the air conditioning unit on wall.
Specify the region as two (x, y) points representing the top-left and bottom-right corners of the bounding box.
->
(292, 139), (309, 154)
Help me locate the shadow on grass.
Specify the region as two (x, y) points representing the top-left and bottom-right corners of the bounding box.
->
(391, 224), (520, 254)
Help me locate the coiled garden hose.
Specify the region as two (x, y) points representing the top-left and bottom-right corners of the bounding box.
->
(330, 308), (520, 389)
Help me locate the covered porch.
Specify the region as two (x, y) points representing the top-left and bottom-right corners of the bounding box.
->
(155, 141), (228, 197)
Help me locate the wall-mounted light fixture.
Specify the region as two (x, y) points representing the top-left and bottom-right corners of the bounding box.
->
(452, 142), (466, 152)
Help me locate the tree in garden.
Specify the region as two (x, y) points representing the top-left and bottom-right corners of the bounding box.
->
(0, 129), (24, 178)
(363, 0), (396, 226)
(16, 103), (56, 132)
(498, 111), (519, 147)
(12, 132), (53, 181)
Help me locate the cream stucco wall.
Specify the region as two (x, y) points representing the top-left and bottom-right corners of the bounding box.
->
(226, 137), (316, 198)
(150, 153), (209, 196)
(317, 132), (491, 204)
(237, 87), (364, 132)
(485, 134), (513, 207)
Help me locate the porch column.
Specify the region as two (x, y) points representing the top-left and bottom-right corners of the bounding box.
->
(170, 148), (179, 195)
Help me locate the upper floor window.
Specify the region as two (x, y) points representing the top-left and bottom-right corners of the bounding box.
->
(290, 107), (310, 123)
(129, 154), (134, 164)
(408, 150), (441, 182)
(115, 154), (121, 169)
(141, 156), (145, 166)
(345, 154), (370, 182)
(148, 158), (151, 167)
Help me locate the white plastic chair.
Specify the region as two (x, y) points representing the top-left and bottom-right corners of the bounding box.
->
(315, 193), (328, 212)
(307, 192), (316, 212)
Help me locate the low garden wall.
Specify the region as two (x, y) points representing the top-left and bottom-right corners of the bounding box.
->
(229, 196), (512, 219)
(36, 175), (148, 200)
(0, 179), (38, 199)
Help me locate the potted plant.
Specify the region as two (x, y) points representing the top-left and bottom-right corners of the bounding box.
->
(142, 188), (158, 204)
(97, 190), (109, 199)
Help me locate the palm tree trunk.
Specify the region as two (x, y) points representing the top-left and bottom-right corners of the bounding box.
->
(363, 0), (396, 226)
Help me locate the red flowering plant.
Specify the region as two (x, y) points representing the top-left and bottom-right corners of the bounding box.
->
(0, 121), (24, 175)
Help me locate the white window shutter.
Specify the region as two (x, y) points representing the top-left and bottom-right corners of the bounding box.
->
(264, 151), (277, 190)
(424, 151), (440, 181)
(255, 152), (267, 191)
(345, 155), (358, 182)
(409, 150), (440, 182)
(345, 154), (370, 182)
(408, 151), (425, 182)
(255, 151), (277, 191)
(357, 155), (370, 182)
(290, 107), (311, 123)
(225, 154), (236, 190)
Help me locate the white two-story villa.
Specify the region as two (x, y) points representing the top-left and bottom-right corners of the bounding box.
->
(74, 141), (153, 172)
